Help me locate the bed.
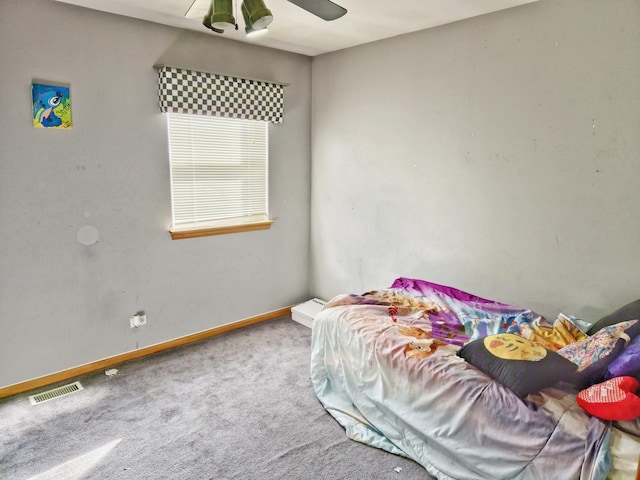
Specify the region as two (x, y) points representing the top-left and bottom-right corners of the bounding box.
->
(310, 277), (640, 480)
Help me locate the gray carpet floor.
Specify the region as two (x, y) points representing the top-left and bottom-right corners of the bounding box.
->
(0, 315), (435, 479)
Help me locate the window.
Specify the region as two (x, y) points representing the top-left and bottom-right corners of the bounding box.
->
(166, 113), (271, 239)
(155, 65), (284, 240)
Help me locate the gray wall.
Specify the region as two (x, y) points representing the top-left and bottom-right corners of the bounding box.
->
(3, 0), (639, 389)
(0, 0), (312, 388)
(310, 0), (640, 321)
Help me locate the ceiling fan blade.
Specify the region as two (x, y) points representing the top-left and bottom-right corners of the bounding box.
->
(287, 0), (347, 21)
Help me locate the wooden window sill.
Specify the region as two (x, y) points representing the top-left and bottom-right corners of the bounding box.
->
(170, 220), (274, 240)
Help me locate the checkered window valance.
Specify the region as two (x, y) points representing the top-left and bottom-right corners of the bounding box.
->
(157, 66), (284, 124)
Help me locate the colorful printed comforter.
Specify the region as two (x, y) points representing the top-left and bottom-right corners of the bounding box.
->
(310, 278), (610, 480)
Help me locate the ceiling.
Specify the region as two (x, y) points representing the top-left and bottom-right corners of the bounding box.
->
(54, 0), (538, 56)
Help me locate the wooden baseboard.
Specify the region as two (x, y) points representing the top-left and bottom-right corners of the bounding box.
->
(0, 306), (292, 400)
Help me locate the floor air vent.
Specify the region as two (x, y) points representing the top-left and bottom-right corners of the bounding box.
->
(29, 381), (83, 405)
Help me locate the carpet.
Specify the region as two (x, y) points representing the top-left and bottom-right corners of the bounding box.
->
(0, 316), (434, 479)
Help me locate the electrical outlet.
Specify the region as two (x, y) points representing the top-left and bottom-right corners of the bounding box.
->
(130, 311), (147, 328)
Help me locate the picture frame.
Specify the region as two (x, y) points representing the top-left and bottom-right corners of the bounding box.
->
(32, 82), (72, 129)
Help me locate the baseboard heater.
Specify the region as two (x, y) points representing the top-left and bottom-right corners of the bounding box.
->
(291, 298), (326, 328)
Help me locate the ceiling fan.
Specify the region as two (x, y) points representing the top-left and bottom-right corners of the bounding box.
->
(195, 0), (347, 36)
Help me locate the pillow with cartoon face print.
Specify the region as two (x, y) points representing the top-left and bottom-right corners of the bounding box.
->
(457, 333), (578, 397)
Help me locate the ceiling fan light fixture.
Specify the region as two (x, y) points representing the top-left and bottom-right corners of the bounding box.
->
(202, 2), (225, 33)
(241, 1), (267, 35)
(241, 0), (273, 31)
(210, 0), (236, 30)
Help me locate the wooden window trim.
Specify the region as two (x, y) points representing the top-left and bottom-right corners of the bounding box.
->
(170, 219), (274, 240)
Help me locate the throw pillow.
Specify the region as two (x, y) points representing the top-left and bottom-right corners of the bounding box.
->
(577, 376), (640, 421)
(457, 333), (577, 397)
(558, 320), (639, 387)
(588, 299), (640, 335)
(606, 335), (640, 379)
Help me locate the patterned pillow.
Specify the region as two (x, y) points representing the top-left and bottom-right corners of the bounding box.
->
(457, 333), (577, 397)
(577, 376), (640, 421)
(558, 320), (640, 387)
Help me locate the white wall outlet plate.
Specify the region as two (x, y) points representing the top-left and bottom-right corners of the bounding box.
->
(130, 312), (147, 328)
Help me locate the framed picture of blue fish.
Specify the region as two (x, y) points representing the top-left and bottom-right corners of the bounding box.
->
(32, 82), (72, 129)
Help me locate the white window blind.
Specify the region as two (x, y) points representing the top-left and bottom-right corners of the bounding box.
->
(167, 112), (269, 229)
